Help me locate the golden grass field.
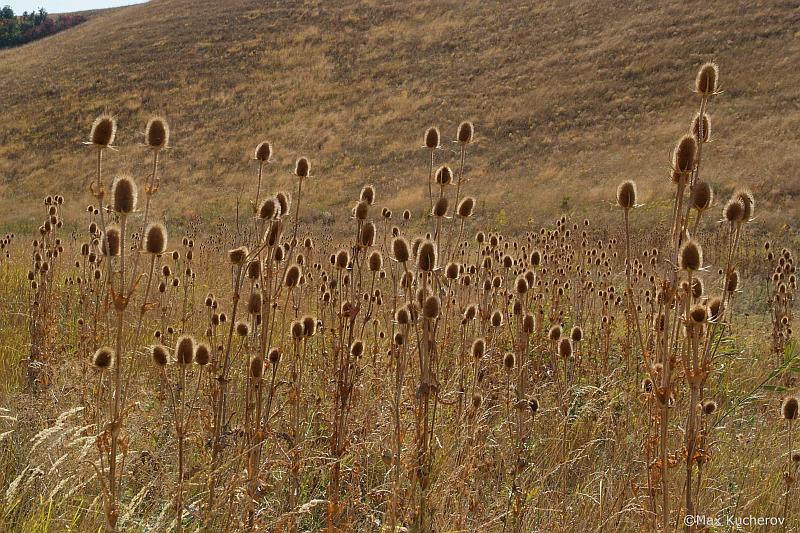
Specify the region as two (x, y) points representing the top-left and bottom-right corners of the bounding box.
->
(0, 1), (798, 532)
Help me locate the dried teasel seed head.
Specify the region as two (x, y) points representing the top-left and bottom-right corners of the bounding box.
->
(392, 237), (410, 263)
(457, 196), (475, 218)
(228, 246), (249, 266)
(302, 315), (317, 337)
(102, 225), (121, 256)
(424, 126), (440, 149)
(350, 340), (364, 357)
(111, 175), (138, 214)
(368, 251), (383, 272)
(528, 397), (539, 414)
(570, 325), (583, 342)
(360, 185), (376, 205)
(145, 116), (169, 149)
(695, 62), (719, 96)
(558, 337), (572, 358)
(416, 240), (437, 272)
(275, 192), (291, 217)
(247, 293), (262, 315)
(175, 336), (195, 365)
(422, 295), (441, 319)
(247, 260), (261, 280)
(144, 223), (168, 255)
(151, 344), (169, 367)
(548, 325), (562, 341)
(678, 240), (702, 272)
(254, 141), (272, 162)
(360, 221), (376, 247)
(457, 121), (474, 145)
(691, 112), (711, 143)
(700, 399), (717, 416)
(432, 197), (449, 217)
(294, 157), (310, 178)
(491, 310), (503, 327)
(195, 343), (211, 366)
(783, 396), (800, 421)
(236, 321), (250, 337)
(723, 198), (745, 223)
(734, 189), (755, 222)
(268, 347), (281, 364)
(285, 264), (302, 287)
(691, 181), (714, 212)
(435, 165), (453, 185)
(522, 314), (536, 334)
(673, 134), (697, 176)
(471, 337), (486, 359)
(92, 346), (115, 370)
(689, 304), (708, 323)
(725, 269), (739, 293)
(616, 180), (637, 210)
(503, 352), (515, 370)
(249, 356), (264, 379)
(90, 115), (116, 147)
(258, 198), (278, 220)
(708, 296), (724, 321)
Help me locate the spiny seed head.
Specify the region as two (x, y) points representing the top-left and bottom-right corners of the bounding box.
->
(144, 223), (168, 255)
(294, 157), (310, 178)
(145, 117), (169, 149)
(275, 192), (291, 217)
(570, 325), (583, 342)
(528, 397), (539, 414)
(268, 347), (281, 364)
(689, 304), (708, 323)
(90, 115), (116, 147)
(354, 200), (370, 220)
(302, 315), (317, 336)
(111, 175), (138, 214)
(734, 189), (755, 222)
(558, 338), (572, 358)
(423, 295), (441, 319)
(616, 180), (637, 210)
(445, 262), (459, 280)
(457, 196), (475, 217)
(247, 292), (262, 315)
(92, 346), (115, 370)
(416, 240), (437, 272)
(515, 275), (528, 294)
(291, 320), (304, 340)
(368, 251), (383, 272)
(102, 225), (121, 256)
(695, 62), (719, 96)
(522, 314), (535, 334)
(503, 352), (515, 370)
(491, 309), (504, 328)
(258, 198), (278, 219)
(678, 240), (702, 271)
(335, 249), (350, 269)
(249, 356), (264, 378)
(392, 237), (410, 263)
(457, 121), (474, 144)
(435, 165), (453, 185)
(151, 344), (169, 367)
(285, 264), (301, 287)
(723, 198), (745, 223)
(725, 269), (739, 292)
(350, 340), (364, 357)
(548, 325), (562, 341)
(708, 296), (724, 321)
(395, 305), (411, 325)
(691, 112), (711, 143)
(690, 181), (714, 212)
(673, 134), (697, 175)
(247, 260), (261, 280)
(471, 337), (486, 359)
(228, 246), (249, 265)
(176, 336), (195, 364)
(236, 321), (249, 337)
(783, 396), (800, 420)
(433, 197), (449, 217)
(700, 399), (717, 416)
(360, 185), (375, 205)
(195, 343), (211, 365)
(424, 126), (440, 149)
(360, 222), (376, 247)
(254, 141), (272, 162)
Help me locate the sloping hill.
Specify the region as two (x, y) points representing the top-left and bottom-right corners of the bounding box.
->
(1, 0), (799, 234)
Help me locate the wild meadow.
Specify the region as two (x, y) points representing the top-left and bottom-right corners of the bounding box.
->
(0, 62), (797, 532)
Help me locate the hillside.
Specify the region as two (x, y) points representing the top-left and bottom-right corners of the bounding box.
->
(0, 0), (799, 235)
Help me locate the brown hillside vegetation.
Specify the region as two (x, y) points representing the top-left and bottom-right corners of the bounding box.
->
(0, 0), (799, 234)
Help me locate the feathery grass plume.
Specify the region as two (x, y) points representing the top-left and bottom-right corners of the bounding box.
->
(145, 117), (169, 149)
(151, 345), (169, 367)
(433, 197), (449, 217)
(360, 185), (376, 205)
(734, 189), (755, 221)
(457, 121), (474, 145)
(249, 356), (264, 379)
(195, 343), (211, 366)
(783, 397), (800, 420)
(102, 225), (121, 256)
(690, 181), (714, 211)
(228, 246), (249, 266)
(254, 141), (272, 162)
(558, 338), (573, 358)
(175, 336), (195, 365)
(435, 165), (453, 185)
(691, 112), (711, 142)
(111, 175), (138, 214)
(504, 352), (515, 370)
(471, 337), (486, 359)
(90, 114), (117, 147)
(723, 198), (745, 223)
(679, 240), (703, 271)
(392, 237), (410, 263)
(143, 223), (168, 255)
(92, 346), (115, 370)
(616, 180), (637, 210)
(424, 126), (440, 149)
(695, 61), (719, 96)
(416, 240), (437, 272)
(294, 157), (310, 178)
(422, 295), (441, 319)
(672, 134), (698, 176)
(457, 196), (475, 217)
